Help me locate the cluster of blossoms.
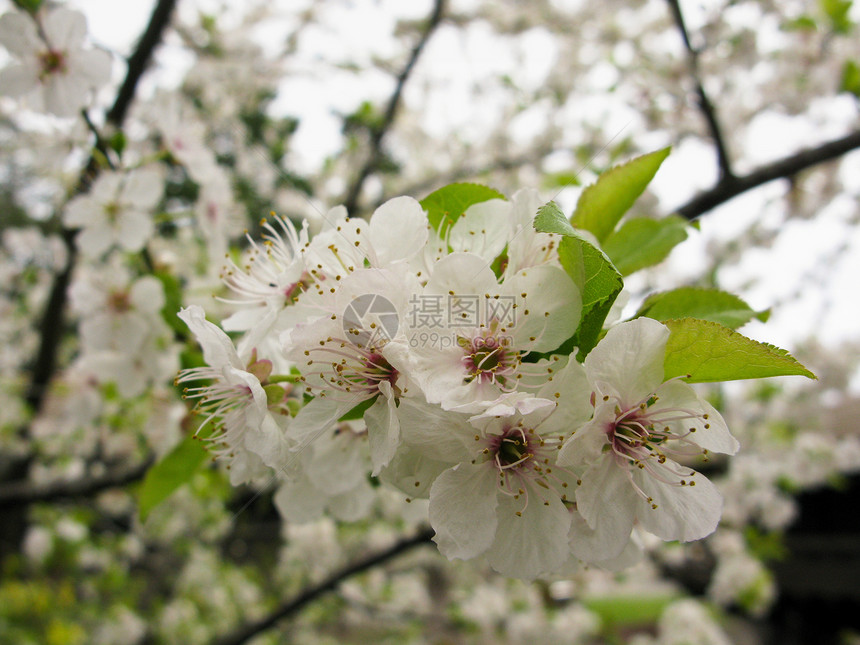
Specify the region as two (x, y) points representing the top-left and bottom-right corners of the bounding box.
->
(179, 190), (740, 578)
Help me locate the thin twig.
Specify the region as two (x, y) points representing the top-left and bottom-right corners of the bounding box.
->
(666, 0), (733, 181)
(676, 129), (860, 220)
(25, 0), (178, 413)
(341, 0), (446, 215)
(212, 526), (436, 645)
(0, 456), (154, 510)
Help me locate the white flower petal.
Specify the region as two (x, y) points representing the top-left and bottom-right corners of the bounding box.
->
(634, 468), (723, 542)
(0, 12), (40, 57)
(423, 252), (498, 298)
(243, 413), (289, 471)
(90, 172), (123, 201)
(429, 463), (498, 560)
(63, 195), (99, 227)
(449, 198), (511, 263)
(653, 381), (739, 455)
(368, 196), (428, 266)
(289, 395), (362, 450)
(503, 264), (581, 353)
(43, 73), (88, 117)
(536, 358), (593, 435)
(120, 167), (164, 209)
(228, 450), (268, 486)
(67, 48), (112, 88)
(568, 508), (636, 566)
(574, 455), (637, 552)
(76, 225), (114, 257)
(486, 485), (571, 579)
(307, 433), (367, 495)
(378, 442), (451, 498)
(274, 476), (327, 523)
(557, 406), (612, 468)
(466, 392), (556, 423)
(584, 318), (669, 404)
(43, 8), (87, 49)
(327, 479), (375, 522)
(117, 212), (154, 252)
(364, 381), (400, 475)
(0, 64), (37, 98)
(177, 305), (242, 370)
(396, 398), (474, 462)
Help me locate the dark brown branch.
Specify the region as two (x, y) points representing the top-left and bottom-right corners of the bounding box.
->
(0, 456), (154, 510)
(106, 0), (177, 128)
(341, 0), (446, 215)
(676, 129), (860, 220)
(25, 0), (178, 413)
(666, 0), (733, 181)
(213, 526), (436, 645)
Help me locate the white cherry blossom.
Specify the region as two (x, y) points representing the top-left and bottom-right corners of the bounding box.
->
(0, 8), (111, 117)
(406, 359), (592, 578)
(176, 305), (291, 484)
(283, 264), (421, 474)
(64, 167), (163, 257)
(404, 252), (581, 413)
(559, 318), (739, 559)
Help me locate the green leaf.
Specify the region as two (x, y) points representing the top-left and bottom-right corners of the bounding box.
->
(339, 395), (378, 421)
(420, 183), (506, 235)
(636, 287), (769, 329)
(343, 100), (384, 134)
(11, 0), (42, 12)
(541, 170), (582, 190)
(662, 318), (816, 383)
(108, 131), (127, 158)
(154, 270), (186, 336)
(534, 200), (579, 236)
(571, 147), (671, 243)
(584, 594), (681, 628)
(820, 0), (854, 33)
(138, 425), (213, 522)
(840, 59), (860, 97)
(535, 202), (623, 359)
(783, 14), (818, 31)
(602, 215), (688, 275)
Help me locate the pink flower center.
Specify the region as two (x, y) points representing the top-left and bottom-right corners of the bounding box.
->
(601, 391), (712, 506)
(300, 340), (399, 399)
(482, 422), (573, 516)
(460, 331), (515, 384)
(38, 49), (67, 80)
(107, 289), (131, 313)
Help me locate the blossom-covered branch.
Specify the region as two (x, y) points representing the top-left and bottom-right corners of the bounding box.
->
(25, 0), (177, 413)
(0, 456), (153, 509)
(213, 526), (435, 645)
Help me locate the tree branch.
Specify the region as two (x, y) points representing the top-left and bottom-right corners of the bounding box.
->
(676, 129), (860, 220)
(213, 526), (436, 645)
(25, 0), (178, 414)
(666, 0), (733, 181)
(0, 456), (154, 510)
(341, 0), (446, 215)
